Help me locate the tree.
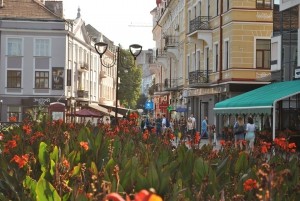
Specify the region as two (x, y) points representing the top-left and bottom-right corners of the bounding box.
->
(118, 48), (142, 109)
(135, 94), (148, 110)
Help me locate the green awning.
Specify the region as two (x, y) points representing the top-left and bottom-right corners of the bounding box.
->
(214, 80), (300, 115)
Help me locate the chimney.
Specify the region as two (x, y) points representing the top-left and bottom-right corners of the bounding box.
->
(45, 1), (63, 17)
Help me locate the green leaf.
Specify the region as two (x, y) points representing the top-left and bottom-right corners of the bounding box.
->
(90, 161), (98, 175)
(23, 176), (37, 199)
(50, 160), (55, 176)
(234, 152), (249, 174)
(50, 146), (59, 163)
(71, 164), (82, 177)
(146, 162), (159, 189)
(36, 178), (61, 201)
(38, 142), (49, 173)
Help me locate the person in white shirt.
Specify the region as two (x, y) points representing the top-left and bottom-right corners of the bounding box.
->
(245, 116), (256, 152)
(161, 114), (167, 132)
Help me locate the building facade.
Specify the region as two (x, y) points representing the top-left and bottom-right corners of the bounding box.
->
(151, 0), (274, 131)
(0, 0), (117, 123)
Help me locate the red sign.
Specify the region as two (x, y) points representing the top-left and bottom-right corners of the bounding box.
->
(159, 100), (168, 109)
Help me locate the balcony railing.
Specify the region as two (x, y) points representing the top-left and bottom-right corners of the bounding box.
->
(188, 70), (210, 84)
(156, 48), (167, 58)
(164, 78), (183, 89)
(189, 16), (211, 33)
(77, 90), (89, 98)
(164, 36), (178, 48)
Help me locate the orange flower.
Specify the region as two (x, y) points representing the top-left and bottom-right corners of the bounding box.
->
(62, 159), (70, 169)
(134, 190), (163, 201)
(243, 179), (258, 192)
(9, 116), (17, 122)
(22, 124), (32, 135)
(4, 140), (17, 153)
(143, 130), (149, 141)
(261, 145), (268, 154)
(10, 154), (29, 168)
(288, 143), (296, 152)
(80, 141), (89, 151)
(220, 140), (226, 146)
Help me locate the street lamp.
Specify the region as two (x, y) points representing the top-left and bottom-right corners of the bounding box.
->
(95, 42), (142, 124)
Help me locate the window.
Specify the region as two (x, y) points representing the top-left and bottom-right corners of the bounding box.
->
(35, 71), (49, 89)
(225, 0), (230, 11)
(7, 70), (21, 88)
(205, 47), (209, 71)
(256, 0), (272, 9)
(256, 39), (271, 69)
(216, 0), (219, 16)
(192, 52), (196, 71)
(35, 39), (50, 56)
(7, 38), (22, 56)
(198, 1), (201, 16)
(214, 44), (219, 72)
(7, 106), (22, 122)
(224, 40), (229, 70)
(196, 50), (201, 70)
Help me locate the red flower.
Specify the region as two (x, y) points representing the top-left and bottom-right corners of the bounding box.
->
(243, 179), (258, 191)
(220, 140), (226, 146)
(4, 140), (17, 153)
(10, 154), (29, 168)
(62, 159), (70, 169)
(22, 124), (32, 135)
(80, 141), (89, 151)
(9, 116), (17, 122)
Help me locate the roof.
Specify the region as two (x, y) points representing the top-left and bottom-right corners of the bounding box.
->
(214, 80), (300, 115)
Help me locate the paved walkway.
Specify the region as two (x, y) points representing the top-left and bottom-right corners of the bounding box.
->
(171, 137), (222, 150)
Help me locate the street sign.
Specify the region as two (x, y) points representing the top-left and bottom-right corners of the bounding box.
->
(144, 100), (154, 110)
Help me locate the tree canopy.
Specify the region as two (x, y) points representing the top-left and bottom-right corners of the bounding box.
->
(118, 49), (142, 109)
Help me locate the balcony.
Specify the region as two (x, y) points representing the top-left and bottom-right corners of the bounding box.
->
(188, 70), (210, 85)
(100, 70), (107, 78)
(164, 78), (184, 91)
(78, 62), (89, 71)
(164, 36), (178, 48)
(189, 16), (211, 33)
(155, 48), (167, 58)
(77, 90), (89, 98)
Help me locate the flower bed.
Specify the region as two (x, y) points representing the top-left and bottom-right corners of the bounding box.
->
(0, 115), (299, 200)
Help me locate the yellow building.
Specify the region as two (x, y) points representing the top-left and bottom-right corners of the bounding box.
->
(152, 0), (274, 131)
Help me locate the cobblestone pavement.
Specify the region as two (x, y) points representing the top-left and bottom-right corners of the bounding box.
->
(171, 138), (222, 150)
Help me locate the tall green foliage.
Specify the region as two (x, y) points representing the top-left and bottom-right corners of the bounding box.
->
(118, 49), (142, 109)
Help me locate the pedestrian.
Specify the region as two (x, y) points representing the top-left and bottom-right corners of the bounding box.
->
(245, 116), (256, 152)
(186, 117), (194, 144)
(233, 116), (245, 149)
(155, 114), (162, 137)
(201, 116), (208, 138)
(190, 114), (196, 138)
(179, 115), (186, 142)
(140, 116), (149, 132)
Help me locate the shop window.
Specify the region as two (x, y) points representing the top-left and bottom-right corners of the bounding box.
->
(7, 106), (22, 122)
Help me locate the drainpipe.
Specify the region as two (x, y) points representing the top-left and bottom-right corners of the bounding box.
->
(89, 48), (92, 104)
(218, 0), (223, 82)
(169, 57), (171, 88)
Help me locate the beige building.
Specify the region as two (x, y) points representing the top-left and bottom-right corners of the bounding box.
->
(152, 0), (274, 131)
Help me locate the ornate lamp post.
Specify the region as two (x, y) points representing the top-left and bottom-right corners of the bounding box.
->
(95, 42), (142, 124)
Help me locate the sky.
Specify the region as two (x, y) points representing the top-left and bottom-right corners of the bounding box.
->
(63, 0), (156, 50)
